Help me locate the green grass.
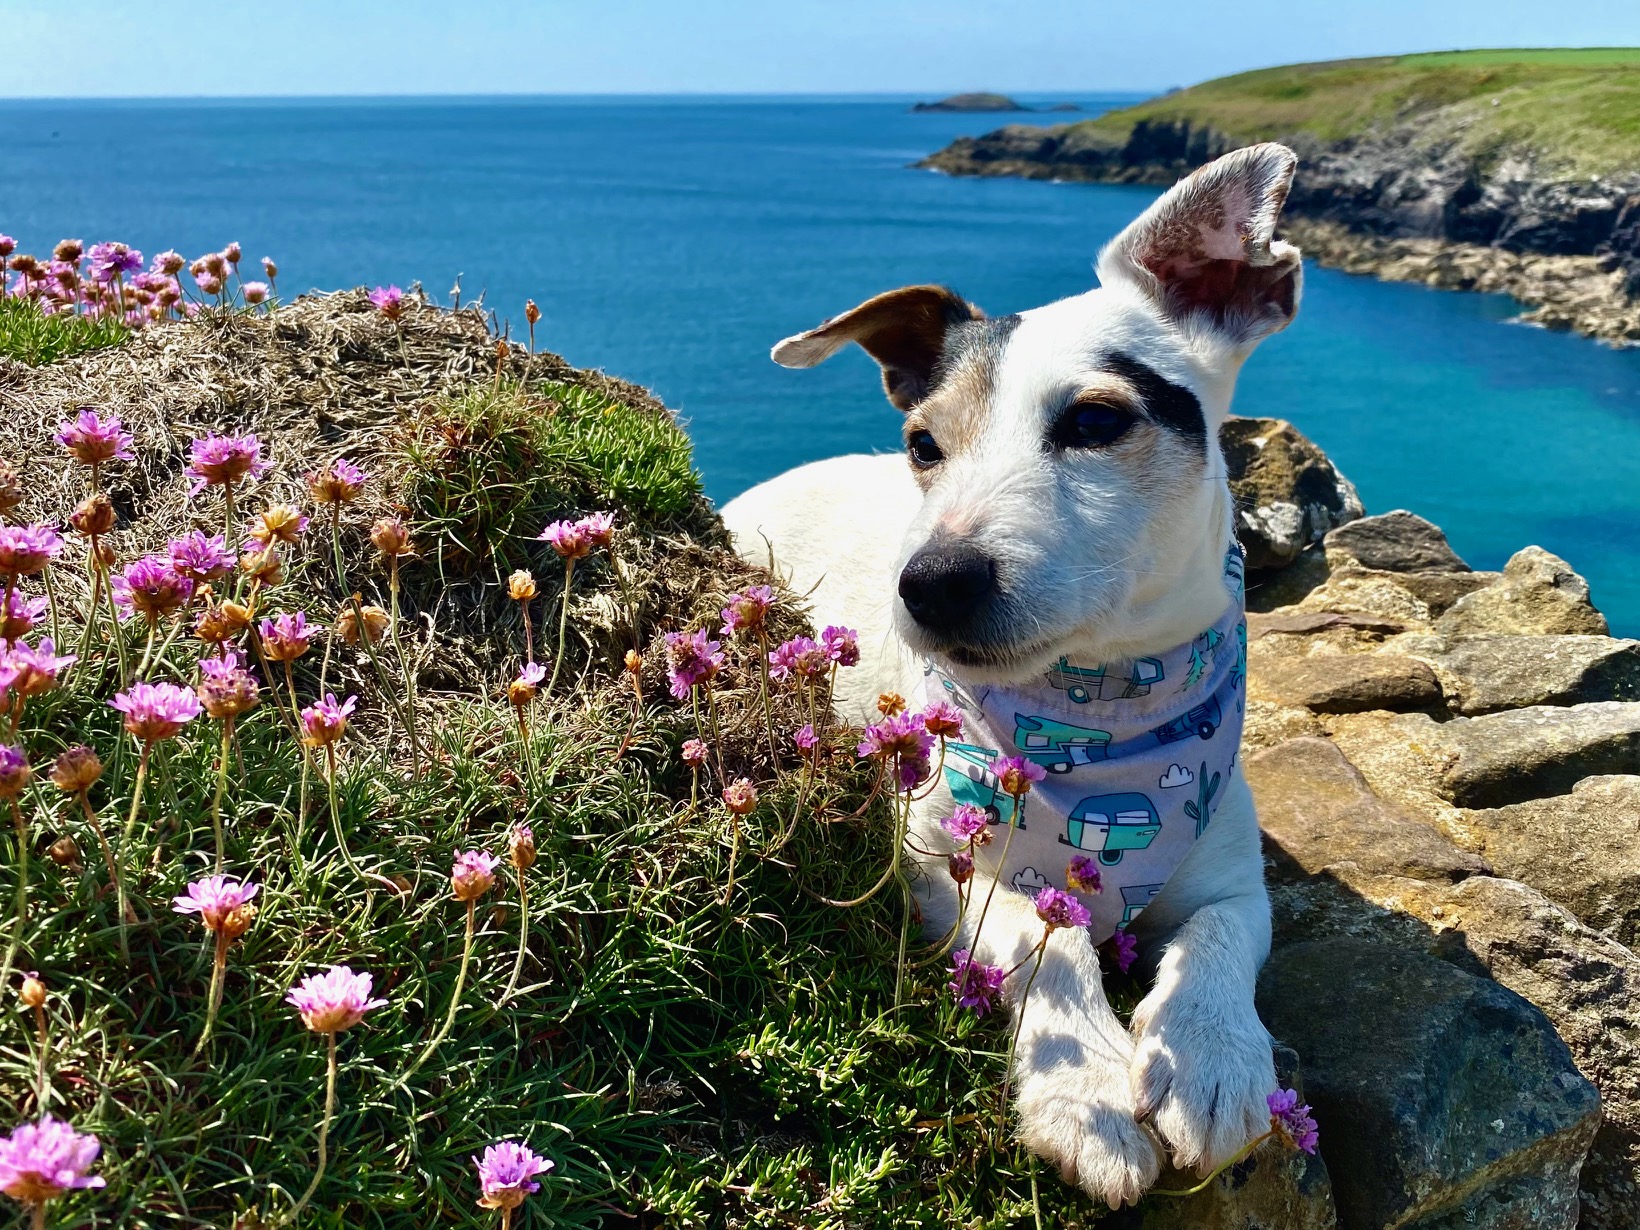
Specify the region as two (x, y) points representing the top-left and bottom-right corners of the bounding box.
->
(0, 297), (131, 366)
(2, 371), (1115, 1228)
(1074, 48), (1640, 174)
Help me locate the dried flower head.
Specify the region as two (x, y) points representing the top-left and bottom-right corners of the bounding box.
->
(991, 755), (1047, 798)
(1267, 1088), (1320, 1155)
(244, 505), (309, 547)
(508, 661), (547, 707)
(721, 778), (758, 816)
(508, 823), (536, 871)
(473, 1140), (553, 1211)
(112, 555), (194, 622)
(623, 649), (642, 674)
(0, 462), (20, 516)
(239, 547), (285, 587)
(0, 746), (31, 799)
(298, 693), (356, 749)
(719, 584), (773, 637)
(947, 850), (974, 884)
(53, 239), (83, 262)
(524, 300), (541, 326)
(47, 836), (78, 866)
(1066, 855), (1103, 894)
(538, 519), (591, 560)
(173, 875), (260, 940)
(54, 408), (134, 467)
(306, 457), (366, 504)
(337, 604), (390, 647)
(947, 949), (1006, 1015)
(0, 1115), (106, 1204)
(285, 965), (386, 1034)
(48, 746), (103, 794)
(186, 433), (267, 492)
(194, 599), (252, 644)
(451, 850), (501, 902)
(258, 611), (313, 662)
(198, 650), (261, 719)
(19, 973), (45, 1010)
(68, 493), (117, 538)
(508, 570), (537, 601)
(111, 681), (202, 744)
(369, 517), (412, 557)
(0, 525), (65, 579)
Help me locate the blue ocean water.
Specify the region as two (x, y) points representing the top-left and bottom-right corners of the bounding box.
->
(2, 95), (1637, 633)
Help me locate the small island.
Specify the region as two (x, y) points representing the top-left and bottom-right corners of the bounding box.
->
(911, 92), (1026, 112)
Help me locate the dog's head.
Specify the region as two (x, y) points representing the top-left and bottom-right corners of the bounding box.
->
(773, 143), (1302, 684)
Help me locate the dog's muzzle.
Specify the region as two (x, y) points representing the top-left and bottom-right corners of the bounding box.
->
(898, 542), (997, 638)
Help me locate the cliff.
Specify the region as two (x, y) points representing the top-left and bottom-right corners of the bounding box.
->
(921, 50), (1640, 343)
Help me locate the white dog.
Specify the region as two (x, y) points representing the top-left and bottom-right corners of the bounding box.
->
(722, 144), (1301, 1206)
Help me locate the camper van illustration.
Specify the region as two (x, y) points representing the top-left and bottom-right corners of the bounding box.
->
(942, 742), (1024, 827)
(1059, 792), (1161, 865)
(1121, 883), (1164, 924)
(1151, 696), (1222, 745)
(1044, 656), (1165, 703)
(1013, 714), (1113, 774)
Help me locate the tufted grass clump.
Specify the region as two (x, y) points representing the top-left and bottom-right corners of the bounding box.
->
(0, 297), (131, 367)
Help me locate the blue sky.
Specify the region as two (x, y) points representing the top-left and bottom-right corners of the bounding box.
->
(7, 0), (1639, 97)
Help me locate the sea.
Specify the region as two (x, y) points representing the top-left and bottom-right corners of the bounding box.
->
(3, 94), (1638, 634)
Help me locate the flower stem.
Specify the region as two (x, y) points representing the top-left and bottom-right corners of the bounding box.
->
(754, 630), (777, 763)
(289, 1030), (338, 1223)
(324, 745), (391, 891)
(134, 618), (159, 682)
(0, 799), (29, 1003)
(997, 936), (1048, 1121)
(1149, 1130), (1277, 1197)
(329, 505), (347, 596)
(114, 743), (154, 963)
(223, 483), (236, 549)
(210, 718), (233, 872)
(388, 559), (421, 776)
(402, 898), (475, 1083)
(499, 868), (529, 1004)
(544, 558), (575, 697)
(194, 930), (229, 1056)
(77, 791), (129, 923)
(32, 999), (48, 1110)
(287, 663), (311, 839)
(966, 793), (1024, 960)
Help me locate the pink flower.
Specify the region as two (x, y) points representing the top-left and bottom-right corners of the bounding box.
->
(241, 280), (269, 305)
(0, 592), (48, 643)
(86, 241), (142, 283)
(1034, 885), (1092, 931)
(990, 754), (1046, 798)
(451, 850), (501, 902)
(1111, 929), (1138, 974)
(856, 711), (934, 763)
(0, 1115), (105, 1204)
(947, 949), (1006, 1015)
(0, 525), (64, 579)
(947, 850), (974, 883)
(721, 778), (758, 815)
(285, 965), (386, 1034)
(792, 723), (817, 751)
(681, 738), (708, 767)
(54, 408), (134, 466)
(258, 611), (313, 662)
(577, 511), (615, 548)
(768, 636), (829, 682)
(112, 555), (194, 622)
(152, 250), (185, 275)
(894, 751), (932, 793)
(197, 650), (260, 719)
(186, 433), (268, 492)
(940, 804), (989, 843)
(368, 284), (404, 320)
(1066, 855), (1102, 894)
(508, 661), (547, 706)
(0, 746), (30, 799)
(168, 531), (234, 583)
(172, 875), (259, 935)
(538, 518), (592, 560)
(921, 699), (964, 739)
(819, 625), (859, 667)
(720, 584), (773, 636)
(299, 693), (356, 748)
(663, 629), (724, 700)
(2, 637), (76, 698)
(473, 1140), (553, 1211)
(111, 681), (201, 744)
(1268, 1088), (1320, 1155)
(306, 457), (367, 504)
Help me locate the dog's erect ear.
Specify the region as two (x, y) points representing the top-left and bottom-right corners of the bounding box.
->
(771, 285), (982, 410)
(1097, 142), (1303, 346)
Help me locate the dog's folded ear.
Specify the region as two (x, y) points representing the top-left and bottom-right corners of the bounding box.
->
(1096, 142), (1303, 347)
(771, 285), (982, 410)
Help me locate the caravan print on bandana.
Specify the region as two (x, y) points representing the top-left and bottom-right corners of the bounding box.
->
(921, 543), (1247, 945)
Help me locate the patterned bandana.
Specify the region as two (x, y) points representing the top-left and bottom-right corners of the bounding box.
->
(920, 543), (1247, 944)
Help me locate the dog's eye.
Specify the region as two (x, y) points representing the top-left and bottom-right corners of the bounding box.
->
(1053, 401), (1136, 450)
(907, 429), (945, 469)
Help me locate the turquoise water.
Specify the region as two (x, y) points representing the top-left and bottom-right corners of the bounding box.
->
(2, 95), (1637, 633)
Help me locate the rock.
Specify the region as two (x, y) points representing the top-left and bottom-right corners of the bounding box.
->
(1250, 653), (1442, 714)
(1257, 937), (1601, 1230)
(1243, 699), (1327, 750)
(910, 92), (1027, 113)
(1247, 611), (1406, 640)
(1221, 417), (1364, 573)
(1323, 510), (1469, 573)
(1247, 737), (1490, 883)
(1387, 569), (1500, 617)
(1437, 547), (1609, 637)
(1294, 571), (1433, 625)
(1418, 634), (1640, 715)
(1465, 776), (1640, 947)
(1246, 546), (1332, 612)
(1436, 701), (1640, 808)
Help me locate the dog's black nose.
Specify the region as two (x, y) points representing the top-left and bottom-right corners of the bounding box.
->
(899, 543), (997, 633)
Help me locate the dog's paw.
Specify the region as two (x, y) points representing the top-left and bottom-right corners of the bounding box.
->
(1015, 1069), (1163, 1208)
(1129, 990), (1275, 1174)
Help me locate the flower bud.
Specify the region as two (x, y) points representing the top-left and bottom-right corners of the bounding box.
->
(508, 570), (537, 602)
(508, 823), (536, 872)
(49, 745), (103, 793)
(337, 603), (390, 646)
(0, 747), (32, 799)
(369, 516), (412, 557)
(49, 835), (80, 865)
(69, 492), (118, 537)
(948, 850), (974, 884)
(220, 904), (257, 943)
(525, 299), (541, 326)
(624, 649), (642, 674)
(19, 972), (45, 1009)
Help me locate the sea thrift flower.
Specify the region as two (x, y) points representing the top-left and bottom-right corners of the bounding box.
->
(1112, 929), (1138, 974)
(0, 746), (30, 799)
(792, 723), (818, 751)
(111, 681), (201, 743)
(719, 584), (773, 636)
(48, 747), (102, 794)
(948, 850), (974, 884)
(241, 280), (269, 305)
(941, 803), (990, 843)
(877, 692), (906, 716)
(172, 875), (259, 939)
(681, 738), (708, 768)
(370, 517), (412, 557)
(921, 699), (964, 739)
(69, 494), (116, 537)
(508, 661), (546, 706)
(86, 241), (142, 282)
(223, 242), (242, 266)
(768, 635), (830, 682)
(152, 250), (185, 275)
(0, 1115), (106, 1205)
(285, 965), (386, 1034)
(0, 525), (64, 578)
(239, 547), (284, 587)
(368, 284), (405, 320)
(451, 850), (501, 902)
(168, 531), (234, 583)
(261, 256), (277, 280)
(1066, 855), (1103, 894)
(578, 510), (615, 548)
(820, 625), (860, 667)
(259, 611), (314, 661)
(508, 823), (537, 871)
(992, 755), (1047, 798)
(337, 604), (390, 646)
(306, 457), (366, 504)
(663, 628), (724, 699)
(19, 972), (44, 1008)
(194, 599), (252, 644)
(474, 1141), (554, 1212)
(197, 650), (260, 718)
(299, 693), (356, 748)
(721, 778), (758, 815)
(0, 236), (14, 258)
(1268, 1088), (1320, 1155)
(54, 408), (134, 466)
(53, 239), (83, 262)
(857, 710), (935, 763)
(948, 949), (1006, 1015)
(186, 432), (267, 492)
(1034, 885), (1093, 931)
(0, 593), (48, 642)
(538, 518), (591, 560)
(112, 554), (194, 621)
(3, 637), (76, 698)
(245, 505), (309, 547)
(507, 570), (537, 601)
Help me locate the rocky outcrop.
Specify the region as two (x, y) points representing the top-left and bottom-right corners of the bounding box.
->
(1226, 444), (1640, 1227)
(911, 92), (1028, 113)
(1222, 417), (1363, 572)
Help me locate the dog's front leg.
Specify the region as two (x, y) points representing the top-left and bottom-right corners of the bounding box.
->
(976, 886), (1163, 1207)
(1126, 777), (1277, 1173)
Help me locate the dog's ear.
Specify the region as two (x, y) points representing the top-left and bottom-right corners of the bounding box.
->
(1097, 142), (1302, 346)
(771, 285), (982, 410)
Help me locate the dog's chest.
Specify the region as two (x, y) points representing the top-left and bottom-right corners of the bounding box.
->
(919, 596), (1247, 943)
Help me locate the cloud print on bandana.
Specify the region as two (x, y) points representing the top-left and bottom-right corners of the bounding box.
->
(1159, 763), (1195, 789)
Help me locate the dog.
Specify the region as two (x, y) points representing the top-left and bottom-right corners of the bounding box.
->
(721, 143), (1302, 1206)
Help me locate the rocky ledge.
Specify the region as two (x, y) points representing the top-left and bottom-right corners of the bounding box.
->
(1142, 416), (1639, 1230)
(921, 119), (1640, 345)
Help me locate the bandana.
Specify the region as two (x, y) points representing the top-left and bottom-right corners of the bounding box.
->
(921, 543), (1247, 944)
